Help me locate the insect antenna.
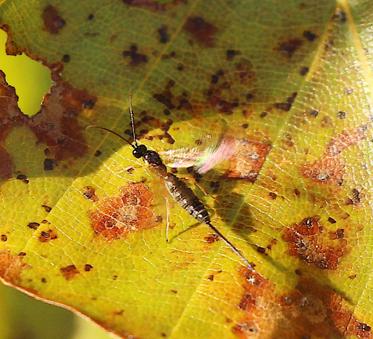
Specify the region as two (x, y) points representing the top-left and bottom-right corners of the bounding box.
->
(205, 221), (254, 270)
(129, 95), (138, 147)
(86, 125), (135, 149)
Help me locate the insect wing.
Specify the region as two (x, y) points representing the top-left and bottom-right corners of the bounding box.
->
(161, 120), (237, 174)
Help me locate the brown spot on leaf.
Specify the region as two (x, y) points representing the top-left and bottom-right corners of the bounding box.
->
(299, 66), (309, 75)
(158, 25), (169, 44)
(226, 138), (271, 182)
(27, 222), (40, 230)
(0, 250), (28, 284)
(203, 59), (256, 114)
(303, 30), (317, 41)
(16, 173), (29, 183)
(204, 233), (219, 243)
(274, 92), (297, 112)
(84, 264), (93, 272)
(42, 204), (52, 213)
(42, 5), (66, 34)
(301, 156), (344, 185)
(276, 38), (303, 58)
(83, 186), (98, 202)
(44, 158), (55, 171)
(226, 49), (240, 61)
(183, 16), (217, 48)
(29, 79), (95, 161)
(346, 188), (362, 205)
(122, 44), (148, 66)
(39, 229), (58, 242)
(90, 183), (156, 240)
(326, 125), (368, 156)
(301, 124), (369, 186)
(234, 268), (372, 338)
(283, 216), (348, 269)
(1, 235), (7, 242)
(60, 264), (79, 280)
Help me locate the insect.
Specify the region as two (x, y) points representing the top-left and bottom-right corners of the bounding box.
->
(88, 101), (253, 269)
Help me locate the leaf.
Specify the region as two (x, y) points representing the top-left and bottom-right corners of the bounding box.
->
(0, 0), (372, 338)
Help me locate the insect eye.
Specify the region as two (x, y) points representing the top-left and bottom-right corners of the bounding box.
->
(133, 145), (147, 158)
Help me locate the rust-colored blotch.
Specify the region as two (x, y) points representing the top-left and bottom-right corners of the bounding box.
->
(90, 183), (156, 240)
(282, 216), (348, 270)
(60, 264), (80, 280)
(183, 16), (217, 48)
(226, 139), (271, 182)
(301, 155), (345, 185)
(0, 250), (28, 284)
(42, 5), (65, 34)
(233, 268), (372, 338)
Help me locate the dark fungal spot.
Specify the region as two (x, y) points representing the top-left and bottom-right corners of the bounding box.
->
(1, 235), (7, 242)
(158, 25), (169, 44)
(183, 16), (217, 48)
(83, 186), (98, 202)
(83, 99), (95, 109)
(39, 229), (58, 242)
(246, 93), (254, 101)
(208, 274), (214, 281)
(226, 49), (240, 61)
(260, 111), (268, 118)
(274, 92), (297, 111)
(328, 217), (336, 224)
(277, 38), (303, 58)
(84, 264), (93, 272)
(170, 289), (178, 294)
(27, 222), (40, 230)
(349, 274), (357, 279)
(268, 192), (277, 200)
(337, 111), (346, 119)
(44, 158), (55, 171)
(241, 123), (249, 129)
(299, 66), (309, 75)
(122, 44), (148, 66)
(309, 109), (319, 117)
(87, 14), (94, 20)
(294, 188), (300, 196)
(42, 5), (66, 34)
(16, 174), (29, 184)
(60, 264), (80, 280)
(62, 54), (70, 63)
(163, 109), (171, 116)
(94, 150), (102, 157)
(41, 277), (47, 283)
(41, 204), (52, 212)
(303, 30), (317, 41)
(256, 246), (266, 254)
(283, 216), (348, 270)
(205, 233), (219, 243)
(346, 188), (361, 205)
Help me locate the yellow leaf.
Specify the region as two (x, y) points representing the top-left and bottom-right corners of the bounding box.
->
(0, 1), (372, 338)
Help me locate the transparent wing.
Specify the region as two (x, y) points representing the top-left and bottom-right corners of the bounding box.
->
(160, 119), (237, 174)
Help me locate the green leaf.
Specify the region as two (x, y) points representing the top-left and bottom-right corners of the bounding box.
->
(0, 0), (372, 338)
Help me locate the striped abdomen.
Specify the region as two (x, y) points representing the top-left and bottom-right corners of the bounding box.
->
(165, 173), (210, 224)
